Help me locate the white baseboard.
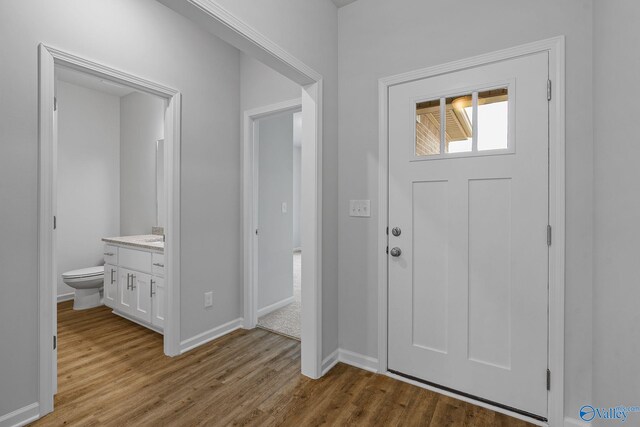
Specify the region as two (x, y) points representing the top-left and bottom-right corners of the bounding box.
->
(564, 417), (588, 427)
(339, 349), (379, 373)
(321, 349), (339, 375)
(57, 292), (74, 303)
(180, 317), (244, 353)
(0, 402), (39, 427)
(257, 296), (294, 318)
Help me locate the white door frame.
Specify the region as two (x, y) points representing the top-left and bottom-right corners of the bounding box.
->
(243, 95), (323, 379)
(37, 44), (182, 416)
(377, 37), (565, 427)
(243, 98), (302, 329)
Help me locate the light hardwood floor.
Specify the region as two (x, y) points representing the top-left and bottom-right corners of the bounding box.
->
(32, 301), (533, 426)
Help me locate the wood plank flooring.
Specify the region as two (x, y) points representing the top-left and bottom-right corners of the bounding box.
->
(32, 302), (533, 426)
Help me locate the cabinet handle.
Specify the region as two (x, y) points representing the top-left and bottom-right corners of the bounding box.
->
(110, 269), (115, 285)
(126, 273), (131, 290)
(131, 274), (136, 290)
(104, 252), (115, 256)
(150, 279), (156, 297)
(153, 263), (164, 267)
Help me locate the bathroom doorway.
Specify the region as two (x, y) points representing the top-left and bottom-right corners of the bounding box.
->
(38, 45), (182, 412)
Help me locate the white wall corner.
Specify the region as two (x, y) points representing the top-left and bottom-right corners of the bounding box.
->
(338, 349), (379, 373)
(179, 318), (244, 354)
(564, 417), (589, 427)
(0, 402), (39, 427)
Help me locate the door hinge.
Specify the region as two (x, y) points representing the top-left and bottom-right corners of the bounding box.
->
(386, 246), (389, 254)
(53, 336), (57, 350)
(53, 216), (57, 230)
(547, 368), (551, 390)
(547, 80), (552, 101)
(547, 225), (552, 246)
(54, 97), (57, 111)
(255, 228), (258, 236)
(386, 226), (389, 235)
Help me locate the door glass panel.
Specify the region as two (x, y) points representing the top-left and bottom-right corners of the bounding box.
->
(444, 94), (473, 153)
(415, 99), (442, 156)
(477, 88), (508, 151)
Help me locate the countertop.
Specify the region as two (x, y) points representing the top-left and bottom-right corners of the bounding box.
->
(102, 235), (164, 252)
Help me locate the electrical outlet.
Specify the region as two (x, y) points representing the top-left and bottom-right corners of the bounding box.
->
(349, 200), (371, 217)
(204, 291), (213, 308)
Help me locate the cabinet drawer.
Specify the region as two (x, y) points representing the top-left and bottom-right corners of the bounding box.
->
(119, 247), (152, 273)
(103, 245), (118, 265)
(152, 253), (165, 277)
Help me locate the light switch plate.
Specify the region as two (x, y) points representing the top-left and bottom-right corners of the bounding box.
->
(204, 291), (213, 308)
(349, 200), (371, 217)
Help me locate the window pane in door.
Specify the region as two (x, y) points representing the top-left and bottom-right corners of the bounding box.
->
(445, 94), (473, 153)
(415, 99), (442, 156)
(477, 88), (508, 151)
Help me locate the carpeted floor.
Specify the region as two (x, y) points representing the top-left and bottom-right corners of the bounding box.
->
(257, 251), (301, 340)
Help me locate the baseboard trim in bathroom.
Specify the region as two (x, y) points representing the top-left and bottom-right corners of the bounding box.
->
(57, 293), (74, 303)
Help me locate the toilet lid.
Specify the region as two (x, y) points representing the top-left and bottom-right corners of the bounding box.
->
(62, 266), (104, 279)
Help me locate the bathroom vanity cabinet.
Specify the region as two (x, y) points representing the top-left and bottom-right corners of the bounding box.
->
(103, 240), (165, 333)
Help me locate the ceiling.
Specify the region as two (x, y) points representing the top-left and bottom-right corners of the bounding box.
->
(56, 66), (137, 97)
(332, 0), (359, 8)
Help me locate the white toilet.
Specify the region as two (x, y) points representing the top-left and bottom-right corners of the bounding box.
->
(62, 266), (105, 310)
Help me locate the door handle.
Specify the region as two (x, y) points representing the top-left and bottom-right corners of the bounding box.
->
(150, 279), (155, 297)
(390, 247), (402, 257)
(392, 227), (402, 237)
(110, 269), (115, 285)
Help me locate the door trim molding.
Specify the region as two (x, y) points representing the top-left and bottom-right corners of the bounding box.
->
(37, 44), (182, 418)
(377, 36), (565, 426)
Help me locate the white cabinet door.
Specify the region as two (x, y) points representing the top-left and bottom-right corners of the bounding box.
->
(151, 276), (165, 329)
(131, 272), (152, 324)
(104, 264), (118, 308)
(117, 268), (134, 315)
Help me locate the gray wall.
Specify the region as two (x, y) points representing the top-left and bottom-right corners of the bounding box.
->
(337, 0), (594, 418)
(56, 81), (121, 298)
(0, 0), (240, 415)
(593, 0), (640, 413)
(257, 112), (294, 310)
(120, 91), (165, 235)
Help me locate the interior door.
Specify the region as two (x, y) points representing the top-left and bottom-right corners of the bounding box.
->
(387, 52), (549, 418)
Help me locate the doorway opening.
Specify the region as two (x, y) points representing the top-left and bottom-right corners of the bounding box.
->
(251, 109), (303, 340)
(38, 44), (182, 414)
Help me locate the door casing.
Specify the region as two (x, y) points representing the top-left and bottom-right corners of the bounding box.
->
(377, 37), (565, 427)
(38, 43), (182, 417)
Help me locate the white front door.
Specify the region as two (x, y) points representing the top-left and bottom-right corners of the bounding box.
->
(388, 52), (549, 418)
